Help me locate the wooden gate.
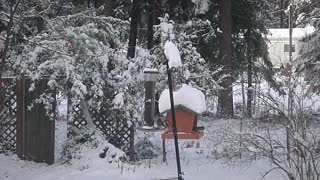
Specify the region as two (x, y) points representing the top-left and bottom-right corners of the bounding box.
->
(16, 78), (55, 165)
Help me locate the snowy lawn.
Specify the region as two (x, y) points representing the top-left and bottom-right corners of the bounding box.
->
(0, 153), (283, 180)
(0, 118), (287, 180)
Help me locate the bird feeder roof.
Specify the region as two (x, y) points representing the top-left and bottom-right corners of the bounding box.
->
(159, 84), (206, 115)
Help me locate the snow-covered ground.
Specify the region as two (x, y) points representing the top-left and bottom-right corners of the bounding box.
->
(2, 80), (318, 180)
(0, 153), (283, 180)
(0, 118), (286, 180)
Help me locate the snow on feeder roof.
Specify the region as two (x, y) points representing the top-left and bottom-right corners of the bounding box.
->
(159, 84), (206, 114)
(164, 41), (182, 69)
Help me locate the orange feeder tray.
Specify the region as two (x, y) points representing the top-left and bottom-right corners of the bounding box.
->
(162, 106), (204, 139)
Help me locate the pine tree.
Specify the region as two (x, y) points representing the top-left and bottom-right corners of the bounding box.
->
(296, 1), (320, 93)
(266, 0), (290, 28)
(218, 0), (234, 117)
(233, 0), (282, 117)
(295, 0), (320, 27)
(0, 0), (22, 79)
(127, 0), (140, 58)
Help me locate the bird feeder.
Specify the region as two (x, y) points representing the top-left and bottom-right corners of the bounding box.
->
(139, 68), (160, 131)
(162, 105), (204, 139)
(159, 84), (206, 139)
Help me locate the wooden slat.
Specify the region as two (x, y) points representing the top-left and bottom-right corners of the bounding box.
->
(16, 79), (24, 158)
(25, 78), (36, 162)
(37, 79), (55, 164)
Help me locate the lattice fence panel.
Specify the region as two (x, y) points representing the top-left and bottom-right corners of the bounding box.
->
(71, 104), (87, 128)
(69, 102), (133, 154)
(0, 79), (17, 152)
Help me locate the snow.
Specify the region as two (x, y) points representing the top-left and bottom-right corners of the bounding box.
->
(0, 153), (283, 180)
(160, 22), (174, 37)
(217, 27), (223, 33)
(55, 117), (67, 161)
(191, 0), (210, 14)
(0, 119), (285, 180)
(158, 14), (175, 41)
(141, 126), (155, 130)
(112, 92), (125, 109)
(55, 95), (68, 161)
(183, 69), (191, 80)
(268, 26), (315, 40)
(159, 84), (206, 114)
(164, 41), (182, 69)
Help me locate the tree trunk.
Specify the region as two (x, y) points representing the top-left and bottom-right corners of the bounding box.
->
(147, 0), (154, 49)
(218, 0), (233, 117)
(280, 0), (284, 28)
(127, 0), (140, 59)
(241, 72), (247, 117)
(146, 0), (160, 49)
(103, 0), (113, 16)
(247, 55), (253, 118)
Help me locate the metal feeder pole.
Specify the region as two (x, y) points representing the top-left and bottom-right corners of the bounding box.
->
(166, 60), (183, 180)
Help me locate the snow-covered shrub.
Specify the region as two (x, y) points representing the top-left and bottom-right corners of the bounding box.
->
(62, 127), (127, 167)
(108, 14), (220, 127)
(240, 123), (320, 180)
(239, 72), (320, 180)
(9, 11), (129, 116)
(0, 141), (11, 154)
(108, 48), (154, 125)
(203, 119), (261, 163)
(134, 138), (161, 160)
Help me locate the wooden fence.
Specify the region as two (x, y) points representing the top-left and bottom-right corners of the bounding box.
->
(70, 100), (135, 158)
(0, 78), (17, 152)
(0, 78), (55, 164)
(16, 79), (55, 165)
(0, 77), (135, 163)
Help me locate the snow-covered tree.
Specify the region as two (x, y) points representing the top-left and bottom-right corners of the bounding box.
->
(296, 1), (320, 93)
(7, 9), (130, 119)
(151, 14), (221, 113)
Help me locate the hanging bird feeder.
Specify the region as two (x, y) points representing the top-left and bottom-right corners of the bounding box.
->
(138, 68), (163, 131)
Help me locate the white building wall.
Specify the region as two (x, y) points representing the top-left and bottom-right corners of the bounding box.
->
(267, 27), (314, 68)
